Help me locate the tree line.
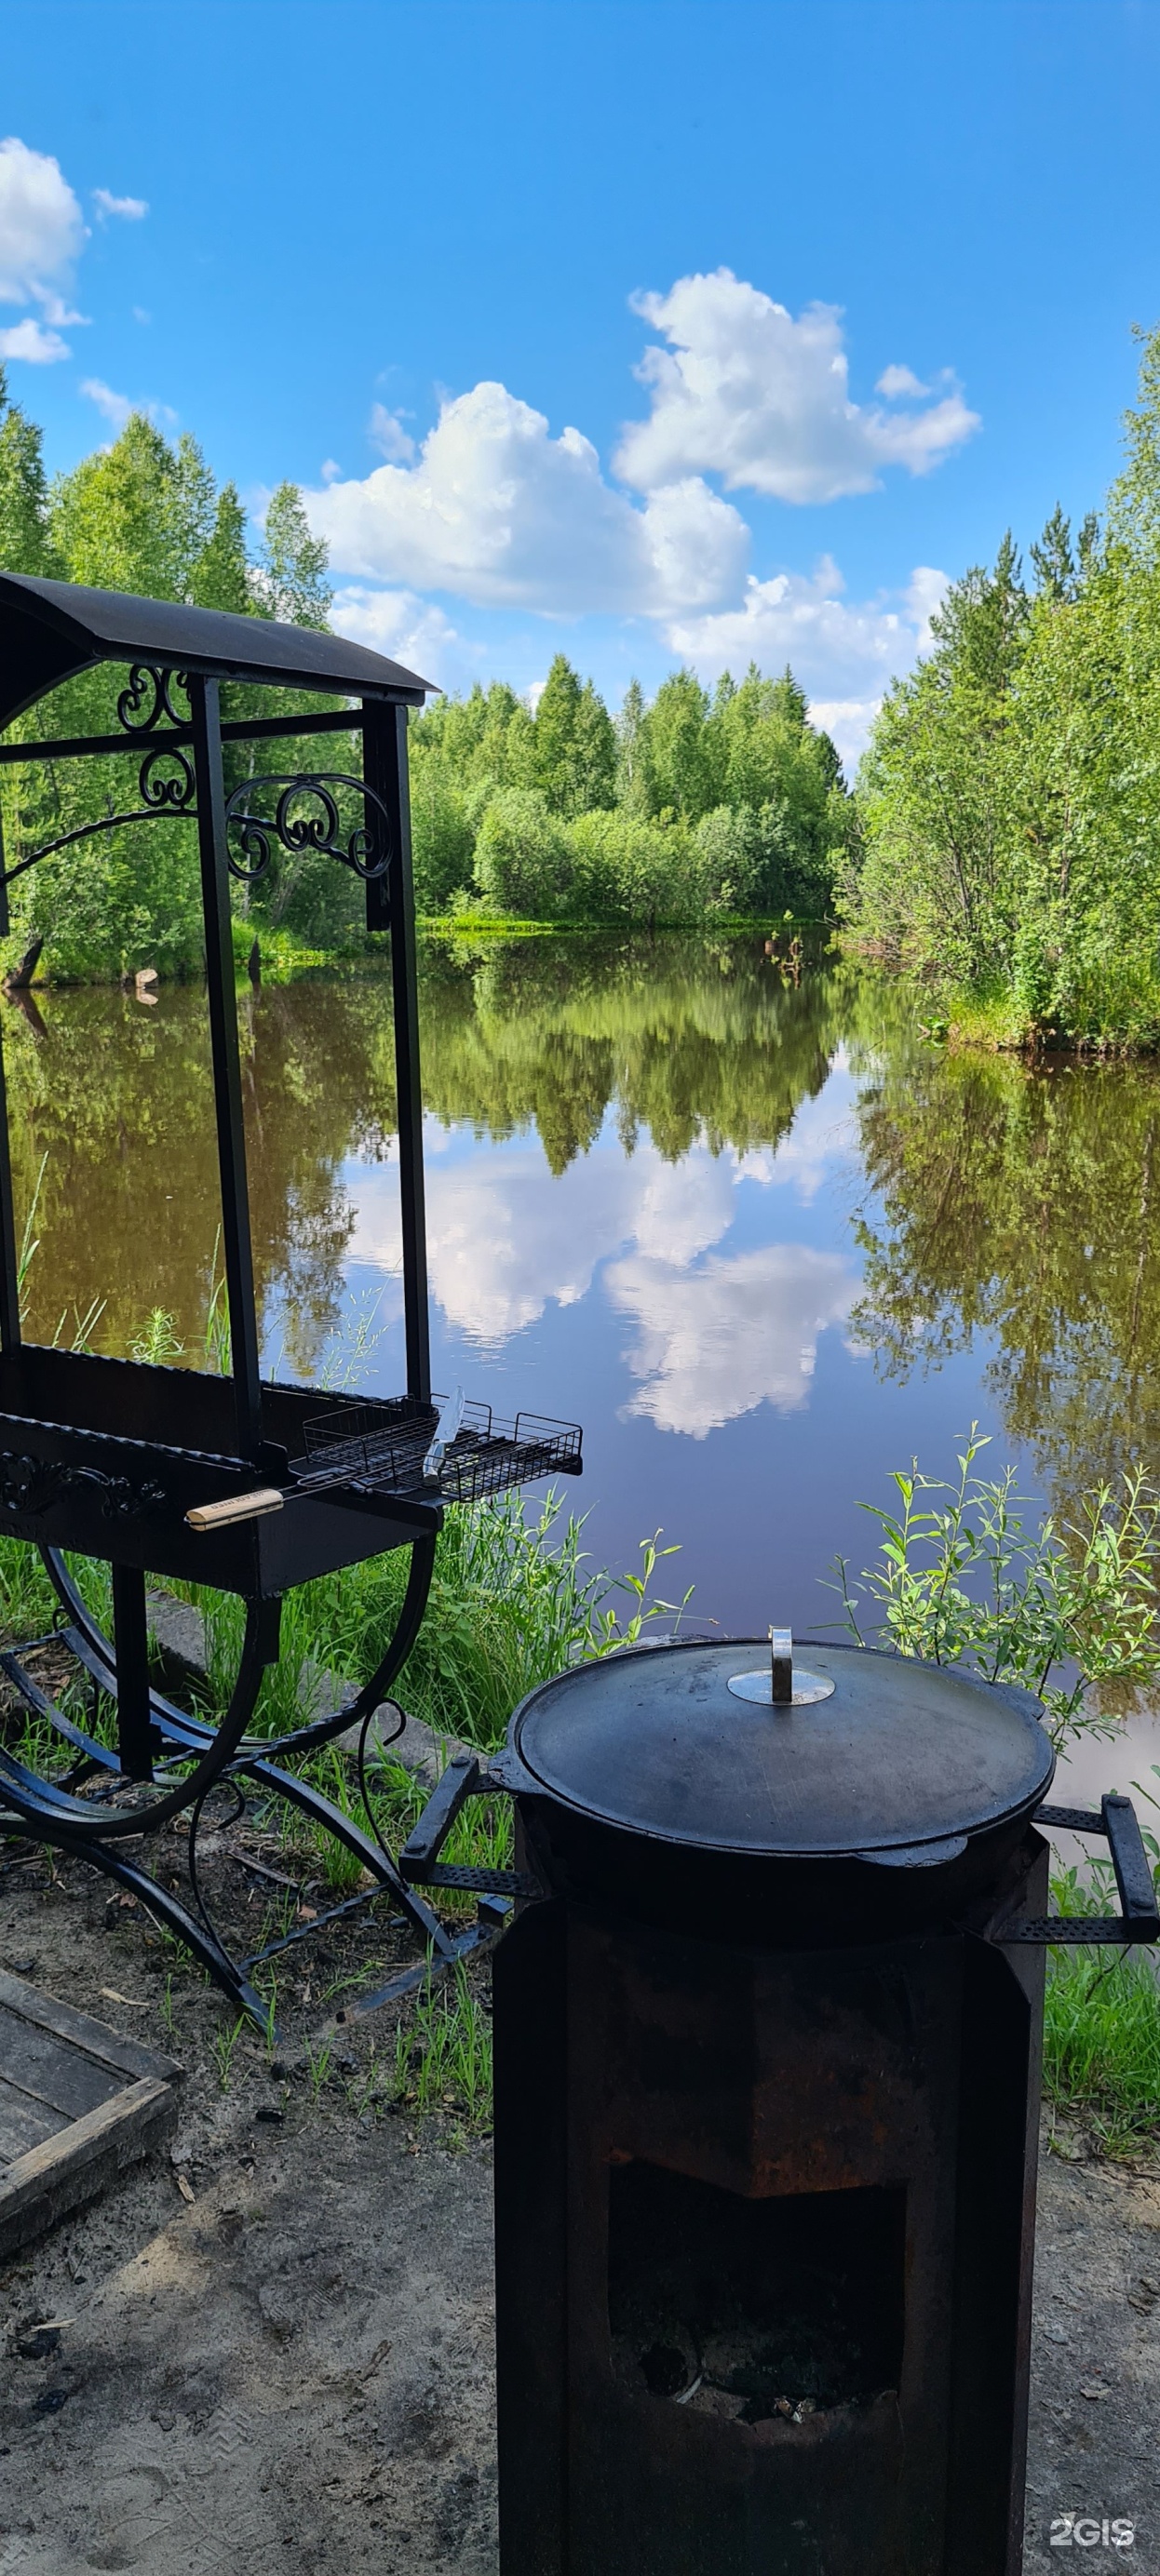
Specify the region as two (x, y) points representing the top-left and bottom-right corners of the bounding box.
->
(0, 373), (850, 976)
(843, 327), (1160, 1050)
(408, 659), (850, 925)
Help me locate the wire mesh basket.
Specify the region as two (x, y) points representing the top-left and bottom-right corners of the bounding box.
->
(291, 1393), (581, 1503)
(437, 1411), (582, 1501)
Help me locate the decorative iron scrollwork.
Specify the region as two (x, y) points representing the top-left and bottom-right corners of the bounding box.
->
(223, 773), (393, 886)
(0, 1453), (168, 1522)
(116, 665), (191, 733)
(0, 743), (196, 895)
(139, 744), (196, 814)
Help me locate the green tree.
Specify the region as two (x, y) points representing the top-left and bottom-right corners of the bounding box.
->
(0, 369), (55, 576)
(191, 483), (252, 615)
(1108, 321), (1160, 564)
(254, 483), (332, 628)
(519, 655), (615, 815)
(642, 668), (719, 822)
(849, 328), (1160, 1043)
(411, 768), (476, 913)
(473, 789), (574, 916)
(614, 678), (651, 812)
(849, 544), (1030, 980)
(50, 420), (222, 601)
(1, 409), (344, 975)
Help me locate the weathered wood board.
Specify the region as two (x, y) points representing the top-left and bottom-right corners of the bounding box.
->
(0, 1971), (182, 2255)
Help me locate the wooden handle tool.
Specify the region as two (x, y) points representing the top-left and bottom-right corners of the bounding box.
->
(185, 1487), (285, 1532)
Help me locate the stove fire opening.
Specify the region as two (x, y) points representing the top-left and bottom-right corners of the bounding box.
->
(608, 2162), (906, 2427)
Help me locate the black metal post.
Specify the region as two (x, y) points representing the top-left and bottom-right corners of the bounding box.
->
(188, 674), (263, 1460)
(112, 1562), (154, 1782)
(0, 1005), (22, 1352)
(363, 699), (430, 1402)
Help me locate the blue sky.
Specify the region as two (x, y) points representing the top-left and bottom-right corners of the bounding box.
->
(3, 0), (1159, 758)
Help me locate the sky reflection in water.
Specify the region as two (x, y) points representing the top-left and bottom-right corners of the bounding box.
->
(8, 942), (1160, 1708)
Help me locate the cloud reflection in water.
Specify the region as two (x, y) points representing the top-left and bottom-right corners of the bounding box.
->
(346, 1080), (859, 1439)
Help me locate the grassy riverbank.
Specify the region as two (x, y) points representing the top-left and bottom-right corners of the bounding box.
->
(14, 910), (831, 989)
(847, 956), (1160, 1060)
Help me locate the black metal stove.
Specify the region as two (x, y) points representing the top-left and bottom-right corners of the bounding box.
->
(402, 1630), (1159, 2576)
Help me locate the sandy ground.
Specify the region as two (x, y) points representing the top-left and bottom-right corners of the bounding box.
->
(2, 1852), (1159, 2573)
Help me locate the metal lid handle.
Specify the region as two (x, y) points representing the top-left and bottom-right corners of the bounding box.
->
(770, 1627), (792, 1703)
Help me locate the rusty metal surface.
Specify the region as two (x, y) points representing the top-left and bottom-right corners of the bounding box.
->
(493, 1843), (1047, 2575)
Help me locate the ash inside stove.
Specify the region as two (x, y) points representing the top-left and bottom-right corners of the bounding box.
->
(608, 2162), (905, 2424)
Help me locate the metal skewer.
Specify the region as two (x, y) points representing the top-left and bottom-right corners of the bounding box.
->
(423, 1385), (465, 1486)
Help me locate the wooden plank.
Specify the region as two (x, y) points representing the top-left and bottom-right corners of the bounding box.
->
(0, 2076), (176, 2258)
(0, 1972), (181, 2085)
(0, 2006), (122, 2120)
(0, 2076), (68, 2166)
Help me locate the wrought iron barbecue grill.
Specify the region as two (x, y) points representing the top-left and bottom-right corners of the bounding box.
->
(0, 570), (582, 2023)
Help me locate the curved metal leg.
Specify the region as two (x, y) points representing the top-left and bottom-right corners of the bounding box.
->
(0, 1590), (279, 1839)
(8, 1536), (454, 2012)
(40, 1532), (438, 1765)
(237, 1531), (438, 1759)
(232, 1750), (455, 1959)
(5, 1820), (270, 2024)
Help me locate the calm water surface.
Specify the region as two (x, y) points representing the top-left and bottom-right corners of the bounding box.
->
(7, 934), (1160, 1802)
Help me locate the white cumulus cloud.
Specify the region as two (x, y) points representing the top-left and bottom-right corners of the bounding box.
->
(875, 363), (928, 400)
(607, 1241), (856, 1438)
(615, 270), (978, 503)
(306, 379), (748, 615)
(80, 377), (177, 432)
(0, 316), (69, 364)
(302, 271), (969, 719)
(668, 560), (949, 762)
(804, 698), (885, 768)
(369, 402), (415, 463)
(0, 136), (87, 342)
(91, 187), (148, 221)
(330, 584), (458, 686)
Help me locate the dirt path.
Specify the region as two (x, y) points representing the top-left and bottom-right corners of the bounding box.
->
(2, 1859), (1158, 2572)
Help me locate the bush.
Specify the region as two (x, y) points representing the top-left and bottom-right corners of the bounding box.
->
(411, 770), (477, 914)
(472, 789), (574, 917)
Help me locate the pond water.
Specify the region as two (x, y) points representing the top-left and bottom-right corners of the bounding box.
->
(6, 933), (1160, 1811)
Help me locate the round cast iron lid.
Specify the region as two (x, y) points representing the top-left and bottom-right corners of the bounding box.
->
(509, 1639), (1055, 1858)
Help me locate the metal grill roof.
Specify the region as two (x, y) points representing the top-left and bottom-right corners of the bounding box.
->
(0, 572), (435, 731)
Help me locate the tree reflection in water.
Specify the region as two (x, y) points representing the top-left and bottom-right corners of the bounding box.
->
(0, 934), (844, 1385)
(5, 938), (1157, 1536)
(850, 1015), (1160, 1511)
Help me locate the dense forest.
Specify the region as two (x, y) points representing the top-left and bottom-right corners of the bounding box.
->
(407, 658), (848, 925)
(845, 326), (1160, 1049)
(0, 372), (848, 977)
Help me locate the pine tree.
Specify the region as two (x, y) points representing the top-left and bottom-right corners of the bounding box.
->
(529, 654), (583, 812)
(573, 678), (616, 812)
(615, 678), (650, 811)
(1030, 505), (1077, 601)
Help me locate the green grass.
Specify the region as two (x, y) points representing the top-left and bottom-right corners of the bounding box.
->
(182, 1490), (683, 1755)
(394, 1955), (493, 2133)
(1044, 1865), (1160, 2156)
(920, 967), (1160, 1058)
